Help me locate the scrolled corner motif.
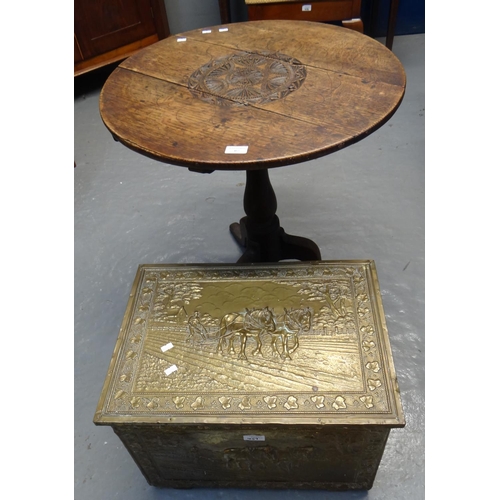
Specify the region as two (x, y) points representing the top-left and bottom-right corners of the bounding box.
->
(346, 266), (365, 282)
(332, 396), (347, 410)
(284, 396), (299, 410)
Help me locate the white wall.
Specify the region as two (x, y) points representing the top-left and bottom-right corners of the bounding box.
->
(164, 0), (248, 34)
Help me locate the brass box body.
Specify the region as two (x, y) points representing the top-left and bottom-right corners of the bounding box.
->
(94, 261), (404, 490)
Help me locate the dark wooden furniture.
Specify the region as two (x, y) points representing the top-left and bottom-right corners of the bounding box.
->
(245, 0), (363, 33)
(218, 0), (231, 24)
(386, 0), (400, 50)
(221, 1), (401, 51)
(74, 0), (170, 76)
(99, 20), (405, 262)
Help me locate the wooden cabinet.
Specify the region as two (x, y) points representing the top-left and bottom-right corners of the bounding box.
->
(75, 0), (170, 76)
(245, 0), (363, 33)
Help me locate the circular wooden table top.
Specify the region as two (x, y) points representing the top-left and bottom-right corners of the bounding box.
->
(100, 20), (406, 171)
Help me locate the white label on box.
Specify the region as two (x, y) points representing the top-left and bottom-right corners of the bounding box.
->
(164, 365), (178, 376)
(225, 145), (248, 154)
(177, 37), (187, 42)
(161, 342), (174, 352)
(202, 30), (212, 34)
(243, 435), (266, 442)
(219, 27), (229, 32)
(302, 5), (312, 11)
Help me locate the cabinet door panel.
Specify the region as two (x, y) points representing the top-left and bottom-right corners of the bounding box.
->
(75, 0), (157, 59)
(74, 35), (84, 63)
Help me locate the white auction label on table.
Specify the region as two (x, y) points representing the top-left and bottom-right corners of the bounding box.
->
(302, 5), (312, 11)
(225, 145), (248, 154)
(243, 435), (265, 441)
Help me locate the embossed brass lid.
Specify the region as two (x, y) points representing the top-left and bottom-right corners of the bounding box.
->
(94, 261), (404, 427)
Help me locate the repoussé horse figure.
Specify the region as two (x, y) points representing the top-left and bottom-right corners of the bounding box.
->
(217, 307), (276, 360)
(271, 307), (313, 360)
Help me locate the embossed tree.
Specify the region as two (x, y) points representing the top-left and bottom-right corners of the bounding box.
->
(297, 281), (354, 332)
(152, 282), (203, 322)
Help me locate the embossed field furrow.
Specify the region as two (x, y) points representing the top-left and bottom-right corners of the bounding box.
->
(146, 330), (362, 389)
(145, 332), (313, 390)
(145, 338), (315, 392)
(144, 335), (255, 391)
(246, 362), (361, 392)
(300, 341), (359, 353)
(144, 330), (363, 392)
(144, 332), (299, 391)
(276, 362), (363, 391)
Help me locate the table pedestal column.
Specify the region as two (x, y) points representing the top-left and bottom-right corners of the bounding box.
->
(230, 170), (321, 263)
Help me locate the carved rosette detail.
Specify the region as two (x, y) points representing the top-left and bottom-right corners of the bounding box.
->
(188, 50), (307, 107)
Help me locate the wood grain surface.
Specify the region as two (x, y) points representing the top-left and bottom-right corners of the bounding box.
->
(100, 20), (406, 170)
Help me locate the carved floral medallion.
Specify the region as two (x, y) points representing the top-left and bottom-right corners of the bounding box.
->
(187, 51), (307, 106)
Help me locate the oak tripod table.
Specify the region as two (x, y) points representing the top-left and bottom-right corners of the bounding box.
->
(100, 20), (406, 263)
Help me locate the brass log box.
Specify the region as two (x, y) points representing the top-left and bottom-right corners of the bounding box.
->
(94, 261), (404, 490)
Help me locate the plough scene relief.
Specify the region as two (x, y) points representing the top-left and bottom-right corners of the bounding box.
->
(134, 274), (366, 394)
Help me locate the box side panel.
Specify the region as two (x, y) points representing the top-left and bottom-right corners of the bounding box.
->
(113, 424), (390, 490)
